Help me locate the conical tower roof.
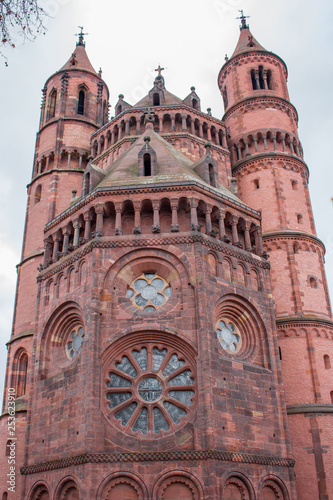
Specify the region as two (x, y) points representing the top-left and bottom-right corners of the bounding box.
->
(231, 27), (267, 59)
(59, 42), (97, 74)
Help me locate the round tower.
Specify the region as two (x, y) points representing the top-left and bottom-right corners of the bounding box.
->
(0, 35), (109, 499)
(219, 15), (333, 499)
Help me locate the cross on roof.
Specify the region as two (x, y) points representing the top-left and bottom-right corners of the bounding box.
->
(75, 26), (89, 47)
(236, 10), (250, 31)
(155, 65), (165, 76)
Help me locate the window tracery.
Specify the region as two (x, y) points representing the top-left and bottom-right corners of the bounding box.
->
(126, 273), (172, 313)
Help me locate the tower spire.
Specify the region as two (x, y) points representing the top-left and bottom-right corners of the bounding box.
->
(75, 26), (88, 47)
(236, 10), (250, 31)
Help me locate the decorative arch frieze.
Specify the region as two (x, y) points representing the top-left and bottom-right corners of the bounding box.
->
(97, 471), (147, 500)
(221, 470), (255, 500)
(152, 470), (203, 500)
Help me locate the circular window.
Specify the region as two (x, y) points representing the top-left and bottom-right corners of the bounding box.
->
(126, 273), (172, 313)
(66, 326), (84, 360)
(104, 344), (196, 436)
(215, 319), (241, 354)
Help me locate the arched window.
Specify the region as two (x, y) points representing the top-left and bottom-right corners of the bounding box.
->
(35, 185), (42, 204)
(208, 164), (216, 187)
(192, 98), (198, 110)
(2, 493), (8, 500)
(5, 440), (12, 456)
(144, 154), (151, 176)
(324, 355), (331, 369)
(297, 214), (303, 224)
(251, 69), (257, 90)
(77, 90), (85, 115)
(153, 93), (160, 106)
(16, 352), (28, 397)
(309, 277), (317, 289)
(116, 105), (122, 115)
(279, 346), (282, 360)
(254, 179), (260, 189)
(331, 391), (333, 404)
(47, 89), (57, 120)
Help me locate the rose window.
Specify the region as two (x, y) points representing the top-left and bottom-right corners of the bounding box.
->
(215, 320), (241, 354)
(66, 326), (84, 360)
(126, 273), (172, 313)
(104, 344), (196, 436)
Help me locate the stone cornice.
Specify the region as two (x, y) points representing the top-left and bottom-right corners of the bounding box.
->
(222, 96), (298, 125)
(263, 231), (325, 254)
(38, 116), (99, 136)
(232, 154), (309, 181)
(276, 316), (333, 330)
(28, 168), (84, 189)
(37, 233), (269, 282)
(20, 449), (295, 475)
(44, 181), (260, 232)
(287, 404), (333, 415)
(16, 251), (43, 268)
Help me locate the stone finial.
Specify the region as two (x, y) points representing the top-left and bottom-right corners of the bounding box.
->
(225, 54), (229, 62)
(118, 94), (124, 100)
(207, 108), (212, 116)
(71, 187), (77, 199)
(143, 136), (151, 143)
(204, 142), (212, 156)
(98, 67), (102, 77)
(191, 86), (196, 92)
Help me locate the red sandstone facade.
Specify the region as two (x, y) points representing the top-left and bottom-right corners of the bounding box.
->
(0, 21), (332, 500)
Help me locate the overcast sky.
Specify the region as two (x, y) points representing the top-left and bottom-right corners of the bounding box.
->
(0, 0), (332, 403)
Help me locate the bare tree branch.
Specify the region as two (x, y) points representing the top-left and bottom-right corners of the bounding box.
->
(0, 0), (48, 65)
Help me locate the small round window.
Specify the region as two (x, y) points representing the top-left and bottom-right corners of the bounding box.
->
(66, 326), (84, 360)
(215, 319), (241, 355)
(104, 343), (196, 436)
(126, 273), (172, 313)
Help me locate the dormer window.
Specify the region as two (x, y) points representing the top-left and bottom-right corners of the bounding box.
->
(78, 90), (85, 115)
(153, 93), (160, 106)
(144, 154), (152, 176)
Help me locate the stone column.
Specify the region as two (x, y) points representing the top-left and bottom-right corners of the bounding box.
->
(73, 219), (81, 249)
(97, 141), (101, 155)
(199, 122), (204, 138)
(159, 116), (163, 133)
(111, 129), (116, 145)
(43, 239), (52, 267)
(62, 226), (70, 255)
(218, 208), (226, 240)
(205, 204), (213, 234)
(118, 126), (122, 141)
(263, 70), (268, 89)
(46, 156), (50, 171)
(253, 138), (258, 152)
(133, 201), (142, 234)
(244, 140), (250, 156)
(281, 136), (286, 152)
(38, 161), (42, 175)
(263, 134), (267, 150)
(189, 198), (199, 231)
(222, 132), (227, 148)
(136, 118), (141, 135)
(236, 144), (242, 161)
(95, 204), (104, 237)
(53, 234), (62, 262)
(295, 143), (300, 156)
(182, 114), (187, 132)
(207, 127), (212, 142)
(152, 200), (161, 233)
(83, 211), (92, 241)
(272, 135), (277, 151)
(289, 139), (294, 154)
(171, 114), (176, 132)
(254, 226), (263, 254)
(244, 221), (252, 252)
(170, 199), (179, 232)
(255, 70), (260, 89)
(67, 152), (71, 168)
(231, 215), (239, 245)
(188, 118), (194, 136)
(115, 202), (122, 235)
(79, 155), (83, 169)
(215, 130), (220, 145)
(125, 119), (130, 136)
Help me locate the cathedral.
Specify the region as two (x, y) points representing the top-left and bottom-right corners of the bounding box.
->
(0, 14), (332, 500)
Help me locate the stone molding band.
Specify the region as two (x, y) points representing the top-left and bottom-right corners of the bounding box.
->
(21, 449), (295, 475)
(287, 404), (333, 415)
(37, 233), (270, 281)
